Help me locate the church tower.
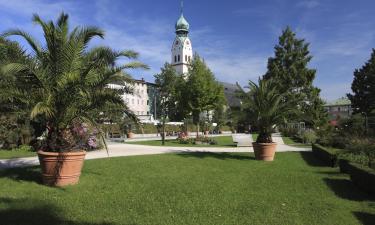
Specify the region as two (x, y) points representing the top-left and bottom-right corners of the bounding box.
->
(171, 2), (192, 75)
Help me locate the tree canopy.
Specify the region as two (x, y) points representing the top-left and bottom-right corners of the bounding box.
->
(348, 49), (375, 115)
(263, 26), (326, 127)
(184, 54), (225, 132)
(0, 13), (147, 151)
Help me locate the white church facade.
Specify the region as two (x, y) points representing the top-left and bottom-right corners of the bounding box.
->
(171, 10), (193, 74)
(120, 4), (240, 125)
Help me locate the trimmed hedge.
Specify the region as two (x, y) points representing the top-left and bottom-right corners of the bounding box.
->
(347, 162), (375, 195)
(338, 159), (350, 173)
(312, 144), (338, 167)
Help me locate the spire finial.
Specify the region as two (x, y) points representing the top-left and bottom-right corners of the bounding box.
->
(180, 0), (184, 14)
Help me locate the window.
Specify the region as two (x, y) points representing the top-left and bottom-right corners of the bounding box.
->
(185, 55), (187, 62)
(137, 99), (139, 105)
(141, 100), (144, 105)
(147, 100), (149, 105)
(147, 111), (149, 115)
(174, 55), (177, 62)
(188, 56), (191, 62)
(178, 55), (180, 62)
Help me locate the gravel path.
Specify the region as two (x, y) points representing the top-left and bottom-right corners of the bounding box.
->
(0, 142), (311, 169)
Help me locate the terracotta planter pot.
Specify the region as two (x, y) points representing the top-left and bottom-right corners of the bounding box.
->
(126, 132), (134, 138)
(252, 142), (277, 161)
(38, 150), (86, 187)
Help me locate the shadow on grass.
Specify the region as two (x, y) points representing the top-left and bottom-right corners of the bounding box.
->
(0, 166), (42, 184)
(299, 152), (327, 167)
(353, 211), (375, 225)
(315, 171), (343, 175)
(176, 152), (255, 160)
(323, 178), (375, 201)
(0, 197), (115, 225)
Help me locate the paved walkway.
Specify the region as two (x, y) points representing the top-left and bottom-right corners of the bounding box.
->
(0, 142), (311, 169)
(232, 133), (284, 147)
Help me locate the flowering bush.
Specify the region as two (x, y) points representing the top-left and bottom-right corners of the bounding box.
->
(37, 120), (100, 152)
(194, 136), (217, 145)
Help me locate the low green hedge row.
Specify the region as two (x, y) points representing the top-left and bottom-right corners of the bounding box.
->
(312, 144), (338, 167)
(347, 162), (375, 195)
(312, 144), (375, 195)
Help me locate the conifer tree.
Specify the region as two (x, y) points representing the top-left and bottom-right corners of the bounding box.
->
(263, 26), (326, 127)
(347, 49), (375, 114)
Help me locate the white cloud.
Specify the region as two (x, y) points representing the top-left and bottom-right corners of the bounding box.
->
(297, 1), (320, 9)
(318, 82), (351, 101)
(205, 55), (267, 87)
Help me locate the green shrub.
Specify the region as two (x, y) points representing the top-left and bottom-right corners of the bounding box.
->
(178, 138), (192, 144)
(312, 144), (338, 167)
(279, 126), (299, 137)
(192, 136), (217, 145)
(298, 130), (317, 144)
(345, 138), (375, 168)
(135, 124), (158, 134)
(220, 126), (232, 132)
(3, 145), (34, 152)
(347, 162), (375, 195)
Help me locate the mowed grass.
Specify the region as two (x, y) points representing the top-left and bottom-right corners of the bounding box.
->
(0, 149), (36, 159)
(0, 152), (374, 225)
(282, 136), (311, 148)
(128, 135), (236, 147)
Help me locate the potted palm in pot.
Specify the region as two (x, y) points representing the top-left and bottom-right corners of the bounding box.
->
(242, 78), (290, 161)
(1, 13), (146, 186)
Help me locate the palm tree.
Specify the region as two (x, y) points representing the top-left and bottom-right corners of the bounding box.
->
(1, 12), (147, 152)
(241, 78), (291, 143)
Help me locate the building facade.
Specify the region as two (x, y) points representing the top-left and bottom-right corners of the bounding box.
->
(122, 78), (158, 123)
(324, 97), (353, 125)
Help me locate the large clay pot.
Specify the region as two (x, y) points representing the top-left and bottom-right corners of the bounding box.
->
(126, 132), (134, 138)
(38, 150), (86, 186)
(252, 142), (277, 161)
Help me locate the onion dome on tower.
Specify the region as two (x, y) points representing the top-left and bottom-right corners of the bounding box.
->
(175, 13), (189, 37)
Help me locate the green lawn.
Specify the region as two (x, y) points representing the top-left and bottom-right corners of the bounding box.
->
(251, 133), (258, 141)
(128, 135), (236, 147)
(0, 149), (37, 159)
(282, 136), (311, 148)
(0, 152), (374, 224)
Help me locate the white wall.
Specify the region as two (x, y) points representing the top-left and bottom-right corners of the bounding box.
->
(171, 37), (193, 74)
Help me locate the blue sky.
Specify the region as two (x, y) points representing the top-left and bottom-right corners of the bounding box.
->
(0, 0), (374, 101)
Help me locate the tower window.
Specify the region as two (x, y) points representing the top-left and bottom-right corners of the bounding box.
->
(185, 55), (187, 62)
(174, 55), (177, 62)
(188, 56), (191, 62)
(178, 55), (180, 62)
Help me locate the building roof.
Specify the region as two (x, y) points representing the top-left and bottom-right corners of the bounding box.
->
(175, 13), (189, 32)
(220, 81), (242, 108)
(325, 97), (351, 106)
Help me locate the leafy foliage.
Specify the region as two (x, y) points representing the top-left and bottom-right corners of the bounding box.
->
(154, 63), (181, 144)
(184, 54), (226, 133)
(0, 13), (147, 151)
(348, 49), (375, 115)
(240, 78), (292, 143)
(263, 26), (327, 127)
